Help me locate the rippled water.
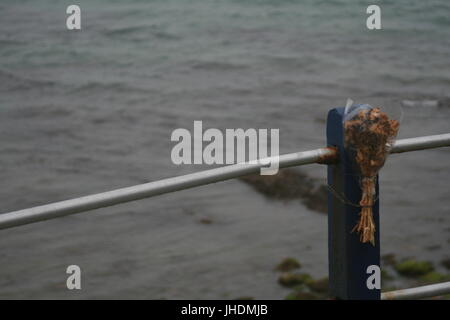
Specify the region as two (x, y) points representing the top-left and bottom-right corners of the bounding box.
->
(0, 0), (449, 299)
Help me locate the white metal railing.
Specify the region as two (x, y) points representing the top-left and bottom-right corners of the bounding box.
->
(0, 133), (449, 231)
(382, 281), (450, 300)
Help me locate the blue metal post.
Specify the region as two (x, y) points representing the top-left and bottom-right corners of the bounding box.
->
(326, 107), (381, 300)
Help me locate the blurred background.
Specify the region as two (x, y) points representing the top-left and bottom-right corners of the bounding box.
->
(0, 0), (449, 299)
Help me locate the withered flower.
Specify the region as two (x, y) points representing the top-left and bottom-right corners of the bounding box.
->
(344, 107), (399, 245)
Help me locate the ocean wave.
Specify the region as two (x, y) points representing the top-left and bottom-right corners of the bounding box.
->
(0, 69), (56, 92)
(69, 81), (150, 95)
(0, 39), (23, 46)
(5, 104), (74, 120)
(103, 24), (181, 41)
(189, 60), (249, 71)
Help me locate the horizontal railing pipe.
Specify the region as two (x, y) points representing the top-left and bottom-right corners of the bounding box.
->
(390, 133), (450, 154)
(381, 281), (450, 300)
(0, 148), (334, 230)
(0, 133), (449, 230)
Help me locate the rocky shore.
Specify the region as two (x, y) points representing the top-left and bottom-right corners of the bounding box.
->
(240, 168), (328, 214)
(239, 167), (449, 300)
(271, 256), (450, 300)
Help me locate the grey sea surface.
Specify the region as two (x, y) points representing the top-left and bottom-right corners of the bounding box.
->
(0, 0), (449, 299)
